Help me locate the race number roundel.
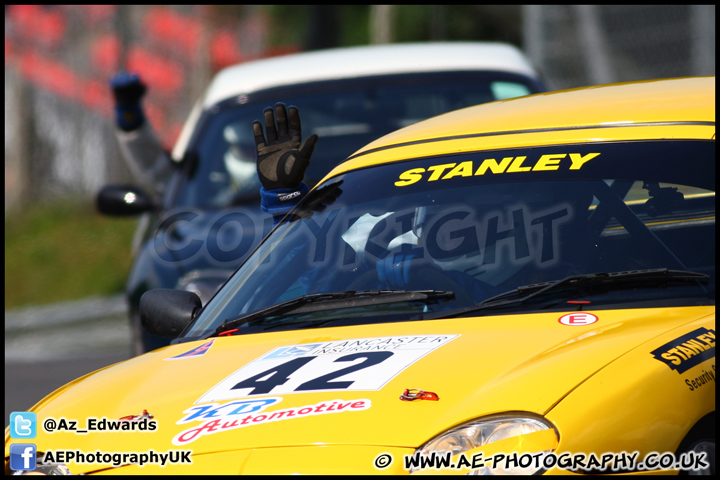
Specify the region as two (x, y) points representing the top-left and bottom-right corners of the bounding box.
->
(558, 312), (598, 326)
(196, 334), (459, 404)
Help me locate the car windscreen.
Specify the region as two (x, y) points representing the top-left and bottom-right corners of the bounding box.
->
(171, 72), (539, 209)
(182, 140), (714, 339)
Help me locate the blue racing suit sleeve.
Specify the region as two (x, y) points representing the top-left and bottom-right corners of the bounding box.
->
(260, 183), (309, 221)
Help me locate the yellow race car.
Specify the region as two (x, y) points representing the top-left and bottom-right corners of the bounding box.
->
(6, 76), (715, 475)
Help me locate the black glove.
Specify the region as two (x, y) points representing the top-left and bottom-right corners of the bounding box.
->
(110, 72), (147, 131)
(253, 103), (318, 191)
(110, 72), (147, 106)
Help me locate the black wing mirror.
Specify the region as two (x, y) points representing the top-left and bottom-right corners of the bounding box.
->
(140, 289), (202, 339)
(96, 184), (157, 216)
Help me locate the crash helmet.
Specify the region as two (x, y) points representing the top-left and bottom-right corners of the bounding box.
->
(222, 122), (260, 192)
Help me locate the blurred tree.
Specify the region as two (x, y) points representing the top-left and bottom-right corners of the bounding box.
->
(236, 6), (524, 53)
(262, 5), (368, 49)
(261, 5), (310, 48)
(338, 5), (371, 45)
(393, 5), (523, 46)
(305, 5), (340, 50)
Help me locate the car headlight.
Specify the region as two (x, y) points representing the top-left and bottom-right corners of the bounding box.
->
(412, 413), (558, 475)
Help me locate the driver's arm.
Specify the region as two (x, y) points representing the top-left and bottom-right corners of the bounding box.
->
(253, 103), (318, 220)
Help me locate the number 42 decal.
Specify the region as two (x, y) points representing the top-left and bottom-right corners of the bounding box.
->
(233, 352), (394, 395)
(195, 335), (458, 403)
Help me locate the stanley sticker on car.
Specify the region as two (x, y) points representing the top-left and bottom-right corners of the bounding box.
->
(394, 153), (600, 186)
(650, 327), (715, 374)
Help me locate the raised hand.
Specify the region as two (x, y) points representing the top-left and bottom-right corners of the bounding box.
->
(253, 103), (318, 190)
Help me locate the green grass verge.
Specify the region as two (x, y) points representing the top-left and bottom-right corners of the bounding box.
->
(5, 198), (138, 309)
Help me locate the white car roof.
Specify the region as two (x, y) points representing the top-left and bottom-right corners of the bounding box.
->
(172, 42), (539, 161)
(202, 42), (539, 108)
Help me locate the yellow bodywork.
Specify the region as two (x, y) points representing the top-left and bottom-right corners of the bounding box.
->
(5, 77), (715, 474)
(328, 76), (715, 176)
(5, 307), (715, 474)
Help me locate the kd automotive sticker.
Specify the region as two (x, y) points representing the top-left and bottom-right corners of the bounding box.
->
(195, 334), (459, 404)
(172, 397), (370, 445)
(651, 327), (715, 374)
(558, 312), (598, 326)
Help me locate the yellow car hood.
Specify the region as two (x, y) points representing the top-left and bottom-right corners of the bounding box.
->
(21, 307), (711, 466)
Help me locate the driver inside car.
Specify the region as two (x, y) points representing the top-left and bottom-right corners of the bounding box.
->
(253, 103), (601, 305)
(253, 103), (494, 300)
(209, 123), (262, 206)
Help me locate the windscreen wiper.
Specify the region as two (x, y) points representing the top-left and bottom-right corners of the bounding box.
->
(211, 289), (455, 336)
(456, 268), (709, 316)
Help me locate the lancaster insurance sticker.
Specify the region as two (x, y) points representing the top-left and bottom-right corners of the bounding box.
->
(196, 334), (459, 403)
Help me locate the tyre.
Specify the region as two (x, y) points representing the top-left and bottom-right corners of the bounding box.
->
(677, 413), (715, 476)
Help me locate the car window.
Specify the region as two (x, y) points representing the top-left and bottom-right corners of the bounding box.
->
(184, 140), (714, 339)
(181, 142), (715, 333)
(172, 74), (537, 209)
